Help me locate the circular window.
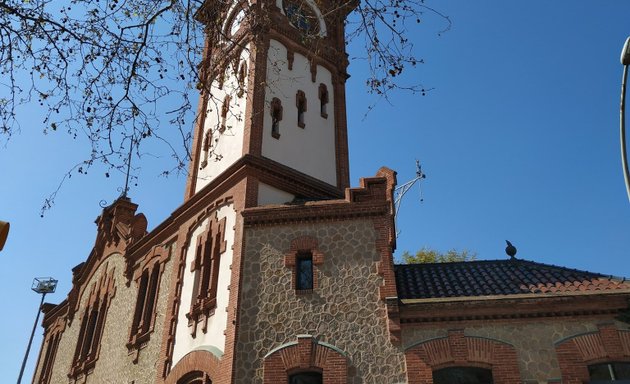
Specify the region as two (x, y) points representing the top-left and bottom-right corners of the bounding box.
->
(283, 0), (319, 35)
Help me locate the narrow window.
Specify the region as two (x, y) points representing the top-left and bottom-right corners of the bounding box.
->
(40, 333), (61, 384)
(187, 216), (227, 330)
(318, 84), (328, 118)
(237, 61), (247, 98)
(141, 264), (160, 333)
(290, 372), (322, 384)
(200, 129), (212, 169)
(190, 235), (205, 309)
(131, 270), (149, 336)
(220, 95), (231, 133)
(296, 90), (307, 128)
(296, 252), (313, 290)
(270, 98), (283, 139)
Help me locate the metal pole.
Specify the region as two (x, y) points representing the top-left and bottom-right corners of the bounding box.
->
(17, 292), (46, 384)
(621, 63), (630, 203)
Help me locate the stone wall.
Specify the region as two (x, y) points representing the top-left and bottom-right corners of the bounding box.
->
(235, 219), (407, 383)
(39, 251), (173, 384)
(402, 319), (630, 383)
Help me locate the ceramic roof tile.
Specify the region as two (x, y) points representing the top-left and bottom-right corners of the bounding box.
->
(394, 259), (630, 300)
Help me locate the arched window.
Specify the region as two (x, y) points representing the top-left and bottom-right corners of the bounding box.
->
(296, 90), (307, 128)
(177, 371), (212, 384)
(289, 371), (322, 384)
(220, 95), (231, 133)
(432, 366), (493, 384)
(237, 61), (247, 98)
(318, 83), (328, 118)
(270, 97), (283, 139)
(588, 362), (630, 382)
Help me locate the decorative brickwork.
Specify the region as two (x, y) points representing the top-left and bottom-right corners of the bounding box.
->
(405, 330), (521, 384)
(284, 235), (324, 293)
(235, 218), (406, 383)
(555, 323), (630, 383)
(263, 335), (347, 383)
(127, 246), (171, 363)
(164, 349), (221, 384)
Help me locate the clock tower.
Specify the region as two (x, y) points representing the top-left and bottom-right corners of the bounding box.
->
(185, 0), (356, 205)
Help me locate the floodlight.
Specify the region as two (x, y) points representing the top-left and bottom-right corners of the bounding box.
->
(31, 277), (58, 294)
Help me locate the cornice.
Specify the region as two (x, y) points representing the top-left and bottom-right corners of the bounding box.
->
(399, 292), (630, 324)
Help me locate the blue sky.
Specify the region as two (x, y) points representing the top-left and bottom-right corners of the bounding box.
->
(1, 0), (630, 380)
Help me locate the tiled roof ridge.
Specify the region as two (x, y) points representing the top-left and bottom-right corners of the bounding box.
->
(394, 258), (628, 282)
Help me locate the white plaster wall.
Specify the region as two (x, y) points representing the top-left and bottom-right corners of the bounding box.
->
(257, 182), (295, 206)
(195, 45), (251, 193)
(171, 204), (236, 365)
(262, 39), (337, 186)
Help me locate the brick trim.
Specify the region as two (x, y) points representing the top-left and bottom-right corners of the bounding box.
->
(555, 324), (630, 383)
(263, 335), (348, 384)
(126, 246), (171, 363)
(405, 330), (521, 384)
(164, 349), (221, 384)
(284, 236), (324, 293)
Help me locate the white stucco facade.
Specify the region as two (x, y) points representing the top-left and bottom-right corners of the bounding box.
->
(262, 39), (337, 186)
(257, 182), (295, 206)
(195, 45), (251, 193)
(171, 204), (236, 364)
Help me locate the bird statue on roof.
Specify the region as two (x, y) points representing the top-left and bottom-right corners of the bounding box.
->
(505, 240), (517, 260)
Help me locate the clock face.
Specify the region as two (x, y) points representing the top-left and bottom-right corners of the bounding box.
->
(283, 0), (320, 35)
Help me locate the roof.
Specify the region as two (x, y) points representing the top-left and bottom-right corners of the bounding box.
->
(394, 258), (630, 301)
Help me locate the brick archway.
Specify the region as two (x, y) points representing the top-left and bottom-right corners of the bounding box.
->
(405, 330), (521, 384)
(263, 335), (348, 384)
(164, 349), (221, 384)
(555, 324), (630, 383)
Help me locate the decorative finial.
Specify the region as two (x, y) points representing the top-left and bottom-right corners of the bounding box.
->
(505, 240), (517, 259)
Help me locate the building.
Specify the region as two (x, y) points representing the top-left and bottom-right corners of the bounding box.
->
(32, 0), (630, 383)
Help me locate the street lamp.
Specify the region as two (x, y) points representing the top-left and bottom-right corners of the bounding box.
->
(17, 277), (58, 384)
(620, 36), (630, 203)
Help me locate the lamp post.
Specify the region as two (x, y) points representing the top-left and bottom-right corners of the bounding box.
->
(17, 277), (58, 384)
(620, 36), (630, 203)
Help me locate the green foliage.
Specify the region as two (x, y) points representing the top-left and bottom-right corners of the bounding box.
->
(401, 247), (477, 264)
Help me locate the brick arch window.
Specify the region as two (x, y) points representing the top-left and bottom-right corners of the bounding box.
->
(433, 366), (493, 384)
(588, 362), (630, 381)
(290, 371), (323, 384)
(404, 330), (520, 384)
(164, 349), (220, 384)
(127, 249), (168, 362)
(284, 236), (324, 294)
(187, 213), (227, 336)
(555, 324), (630, 383)
(69, 267), (116, 378)
(296, 90), (307, 128)
(263, 335), (347, 384)
(177, 371), (212, 384)
(38, 331), (61, 384)
(318, 83), (328, 118)
(270, 97), (283, 139)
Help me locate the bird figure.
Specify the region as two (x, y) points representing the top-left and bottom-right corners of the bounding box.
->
(505, 240), (517, 259)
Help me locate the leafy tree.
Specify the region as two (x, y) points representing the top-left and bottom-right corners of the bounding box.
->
(0, 0), (450, 212)
(401, 247), (477, 264)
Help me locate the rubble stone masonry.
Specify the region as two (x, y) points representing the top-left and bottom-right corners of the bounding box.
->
(235, 219), (407, 383)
